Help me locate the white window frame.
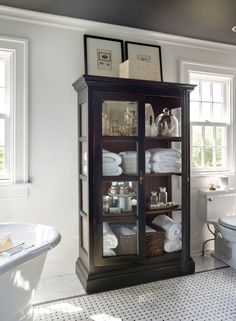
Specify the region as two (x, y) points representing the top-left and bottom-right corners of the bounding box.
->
(0, 36), (29, 199)
(180, 60), (236, 176)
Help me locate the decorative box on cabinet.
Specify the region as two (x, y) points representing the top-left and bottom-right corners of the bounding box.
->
(73, 75), (195, 293)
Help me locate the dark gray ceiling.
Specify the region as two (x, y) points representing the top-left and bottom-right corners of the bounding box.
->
(0, 0), (236, 45)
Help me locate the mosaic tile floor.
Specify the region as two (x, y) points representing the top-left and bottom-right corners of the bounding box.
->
(34, 267), (236, 321)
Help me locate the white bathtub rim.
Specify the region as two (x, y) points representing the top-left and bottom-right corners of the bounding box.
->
(0, 222), (61, 275)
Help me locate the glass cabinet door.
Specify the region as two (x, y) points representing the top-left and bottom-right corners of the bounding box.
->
(93, 94), (145, 265)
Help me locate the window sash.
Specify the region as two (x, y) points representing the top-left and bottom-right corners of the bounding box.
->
(191, 122), (228, 172)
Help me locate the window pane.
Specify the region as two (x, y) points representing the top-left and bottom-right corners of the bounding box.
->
(201, 81), (211, 101)
(213, 82), (223, 102)
(202, 102), (211, 121)
(190, 80), (200, 100)
(192, 126), (203, 146)
(0, 88), (6, 113)
(192, 147), (202, 168)
(0, 59), (5, 87)
(0, 147), (4, 171)
(216, 127), (226, 146)
(216, 147), (223, 167)
(204, 148), (213, 167)
(205, 127), (214, 146)
(212, 103), (223, 122)
(190, 101), (201, 121)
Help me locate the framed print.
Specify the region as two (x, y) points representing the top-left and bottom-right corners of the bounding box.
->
(84, 35), (124, 77)
(125, 41), (163, 81)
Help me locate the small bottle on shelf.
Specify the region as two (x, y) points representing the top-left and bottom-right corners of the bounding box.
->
(150, 191), (158, 205)
(150, 116), (158, 137)
(159, 187), (168, 204)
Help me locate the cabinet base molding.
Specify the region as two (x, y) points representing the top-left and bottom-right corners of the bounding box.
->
(76, 257), (195, 294)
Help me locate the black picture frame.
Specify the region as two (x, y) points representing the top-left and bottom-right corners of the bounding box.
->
(125, 41), (163, 81)
(84, 35), (124, 77)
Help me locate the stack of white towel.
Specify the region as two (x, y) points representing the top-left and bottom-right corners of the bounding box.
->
(103, 150), (123, 176)
(119, 151), (151, 174)
(103, 223), (118, 256)
(152, 215), (182, 253)
(148, 148), (181, 173)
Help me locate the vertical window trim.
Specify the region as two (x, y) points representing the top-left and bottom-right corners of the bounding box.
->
(180, 60), (236, 175)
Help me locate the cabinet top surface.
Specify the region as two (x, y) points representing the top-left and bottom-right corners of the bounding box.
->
(73, 74), (196, 92)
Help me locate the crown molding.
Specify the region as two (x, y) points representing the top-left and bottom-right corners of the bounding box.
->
(0, 5), (236, 54)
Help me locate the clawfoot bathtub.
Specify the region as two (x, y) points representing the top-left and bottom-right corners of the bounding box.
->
(0, 223), (61, 321)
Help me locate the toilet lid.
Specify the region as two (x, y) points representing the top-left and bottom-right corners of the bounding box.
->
(219, 216), (236, 230)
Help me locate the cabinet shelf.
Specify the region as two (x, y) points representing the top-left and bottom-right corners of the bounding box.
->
(102, 175), (138, 181)
(146, 206), (182, 215)
(145, 172), (182, 177)
(145, 136), (182, 142)
(102, 213), (137, 222)
(102, 136), (138, 142)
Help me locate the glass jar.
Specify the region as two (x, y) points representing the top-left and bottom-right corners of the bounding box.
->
(155, 108), (179, 137)
(150, 191), (158, 204)
(124, 102), (137, 136)
(158, 187), (168, 204)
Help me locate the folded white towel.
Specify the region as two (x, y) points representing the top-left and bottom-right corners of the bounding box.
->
(103, 165), (123, 176)
(152, 215), (182, 240)
(119, 151), (151, 160)
(116, 226), (136, 236)
(164, 238), (182, 253)
(103, 248), (116, 256)
(103, 150), (122, 165)
(151, 162), (181, 173)
(148, 149), (181, 162)
(103, 223), (118, 249)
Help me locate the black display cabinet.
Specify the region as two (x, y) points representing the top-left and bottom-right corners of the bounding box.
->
(73, 75), (195, 293)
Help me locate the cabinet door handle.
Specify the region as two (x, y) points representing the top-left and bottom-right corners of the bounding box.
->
(207, 198), (213, 202)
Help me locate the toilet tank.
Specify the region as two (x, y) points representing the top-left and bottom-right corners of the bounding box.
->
(197, 189), (236, 223)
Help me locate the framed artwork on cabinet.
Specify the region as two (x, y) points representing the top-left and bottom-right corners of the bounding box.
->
(84, 35), (124, 77)
(125, 41), (163, 81)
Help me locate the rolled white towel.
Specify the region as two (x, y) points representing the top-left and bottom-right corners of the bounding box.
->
(164, 238), (182, 253)
(116, 226), (136, 236)
(103, 150), (122, 165)
(152, 215), (182, 240)
(103, 165), (123, 176)
(103, 223), (118, 249)
(103, 248), (116, 256)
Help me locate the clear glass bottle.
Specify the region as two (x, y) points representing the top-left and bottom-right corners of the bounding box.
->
(155, 108), (179, 137)
(150, 191), (158, 204)
(158, 187), (168, 204)
(124, 102), (138, 136)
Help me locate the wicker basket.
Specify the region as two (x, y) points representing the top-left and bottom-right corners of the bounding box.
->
(115, 224), (164, 257)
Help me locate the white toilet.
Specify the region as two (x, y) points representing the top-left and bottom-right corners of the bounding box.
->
(198, 188), (236, 268)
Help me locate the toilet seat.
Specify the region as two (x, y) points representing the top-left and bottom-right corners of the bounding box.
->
(219, 215), (236, 230)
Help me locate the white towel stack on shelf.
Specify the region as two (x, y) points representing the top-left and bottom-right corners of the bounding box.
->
(103, 223), (118, 256)
(103, 150), (123, 176)
(152, 215), (182, 253)
(119, 151), (151, 174)
(148, 148), (181, 173)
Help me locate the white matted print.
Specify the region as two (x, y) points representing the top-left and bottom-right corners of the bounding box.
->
(84, 35), (124, 77)
(125, 41), (163, 81)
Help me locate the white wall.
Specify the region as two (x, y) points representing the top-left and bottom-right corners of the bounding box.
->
(0, 6), (236, 277)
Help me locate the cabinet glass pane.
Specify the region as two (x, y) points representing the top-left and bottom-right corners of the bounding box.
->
(102, 142), (138, 176)
(80, 215), (89, 252)
(80, 180), (88, 214)
(80, 103), (87, 137)
(102, 181), (137, 216)
(102, 100), (138, 136)
(103, 222), (137, 257)
(80, 142), (88, 176)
